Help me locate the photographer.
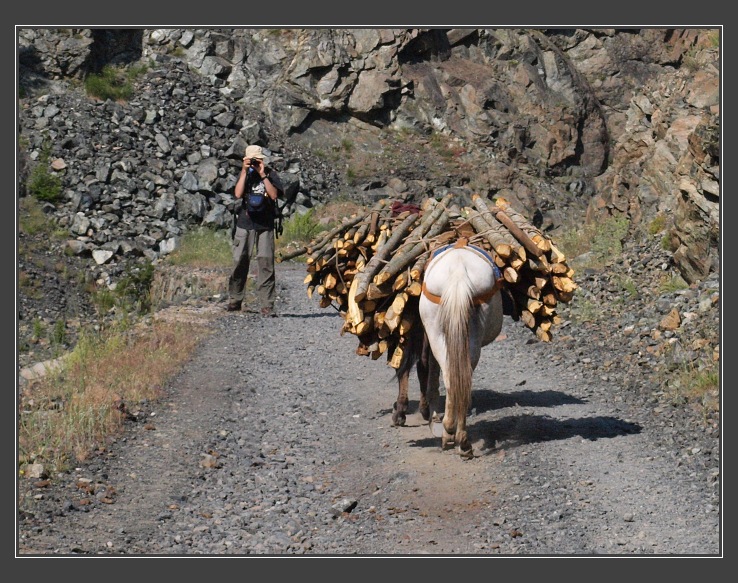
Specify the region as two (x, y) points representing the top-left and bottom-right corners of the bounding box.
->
(226, 145), (284, 317)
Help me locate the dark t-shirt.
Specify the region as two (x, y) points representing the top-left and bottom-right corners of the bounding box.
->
(236, 168), (284, 231)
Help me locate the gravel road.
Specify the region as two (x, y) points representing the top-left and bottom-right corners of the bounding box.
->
(17, 262), (721, 557)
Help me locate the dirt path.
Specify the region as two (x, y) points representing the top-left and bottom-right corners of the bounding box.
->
(17, 262), (720, 556)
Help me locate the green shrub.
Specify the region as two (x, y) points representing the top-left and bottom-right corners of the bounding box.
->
(281, 209), (321, 244)
(32, 317), (45, 342)
(27, 163), (62, 202)
(87, 261), (155, 321)
(648, 214), (667, 235)
(568, 296), (598, 324)
(84, 63), (148, 102)
(346, 167), (358, 186)
(661, 233), (672, 251)
(25, 136), (63, 203)
(51, 319), (67, 353)
(90, 287), (116, 316)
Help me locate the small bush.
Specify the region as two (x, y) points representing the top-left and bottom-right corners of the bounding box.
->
(25, 136), (63, 203)
(90, 287), (116, 316)
(590, 215), (630, 264)
(27, 164), (62, 202)
(84, 63), (148, 102)
(346, 167), (358, 186)
(615, 275), (638, 297)
(648, 214), (667, 235)
(281, 209), (321, 244)
(51, 319), (67, 347)
(32, 317), (45, 342)
(87, 261), (156, 319)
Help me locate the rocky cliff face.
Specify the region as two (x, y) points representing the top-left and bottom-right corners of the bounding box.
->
(16, 27), (720, 366)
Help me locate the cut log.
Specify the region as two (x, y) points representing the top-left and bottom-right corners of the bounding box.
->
(372, 195), (453, 286)
(553, 275), (578, 294)
(405, 280), (423, 296)
(472, 194), (543, 259)
(392, 271), (408, 292)
(354, 212), (419, 301)
(366, 281), (394, 301)
(503, 267), (518, 283)
(535, 327), (552, 342)
(520, 309), (536, 329)
(548, 243), (566, 263)
(346, 277), (363, 326)
(467, 206), (520, 259)
(383, 293), (408, 332)
(389, 343), (404, 368)
(494, 197), (551, 256)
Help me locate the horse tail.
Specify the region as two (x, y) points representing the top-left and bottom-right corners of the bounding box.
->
(439, 262), (474, 425)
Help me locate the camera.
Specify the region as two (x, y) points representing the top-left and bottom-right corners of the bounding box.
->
(250, 158), (261, 167)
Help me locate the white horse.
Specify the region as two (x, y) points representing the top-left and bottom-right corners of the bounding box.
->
(416, 239), (504, 459)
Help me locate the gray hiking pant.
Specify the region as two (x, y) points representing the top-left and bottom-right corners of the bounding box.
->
(228, 227), (275, 309)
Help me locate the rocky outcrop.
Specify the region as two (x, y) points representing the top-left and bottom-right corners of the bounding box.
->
(18, 27), (720, 286)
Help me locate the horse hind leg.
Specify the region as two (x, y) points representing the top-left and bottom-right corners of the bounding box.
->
(416, 332), (433, 421)
(440, 379), (473, 458)
(441, 387), (458, 451)
(455, 421), (473, 459)
(392, 368), (410, 427)
(424, 354), (446, 439)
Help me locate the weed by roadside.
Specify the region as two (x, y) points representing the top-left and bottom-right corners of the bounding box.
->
(18, 320), (209, 484)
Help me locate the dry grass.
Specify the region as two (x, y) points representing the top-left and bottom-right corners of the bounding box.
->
(18, 320), (209, 475)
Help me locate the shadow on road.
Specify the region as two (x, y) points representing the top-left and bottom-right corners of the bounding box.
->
(407, 414), (641, 452)
(471, 388), (585, 413)
(474, 414), (642, 450)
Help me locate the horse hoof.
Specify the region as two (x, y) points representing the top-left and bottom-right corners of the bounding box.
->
(430, 418), (444, 438)
(458, 448), (474, 460)
(391, 412), (406, 427)
(420, 406), (430, 421)
(442, 434), (455, 450)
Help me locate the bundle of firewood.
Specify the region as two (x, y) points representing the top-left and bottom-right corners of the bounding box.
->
(278, 193), (577, 368)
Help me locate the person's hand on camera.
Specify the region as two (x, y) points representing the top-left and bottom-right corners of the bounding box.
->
(251, 158), (266, 178)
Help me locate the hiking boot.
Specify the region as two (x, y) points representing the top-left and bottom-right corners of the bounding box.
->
(260, 307), (276, 317)
(225, 301), (242, 312)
